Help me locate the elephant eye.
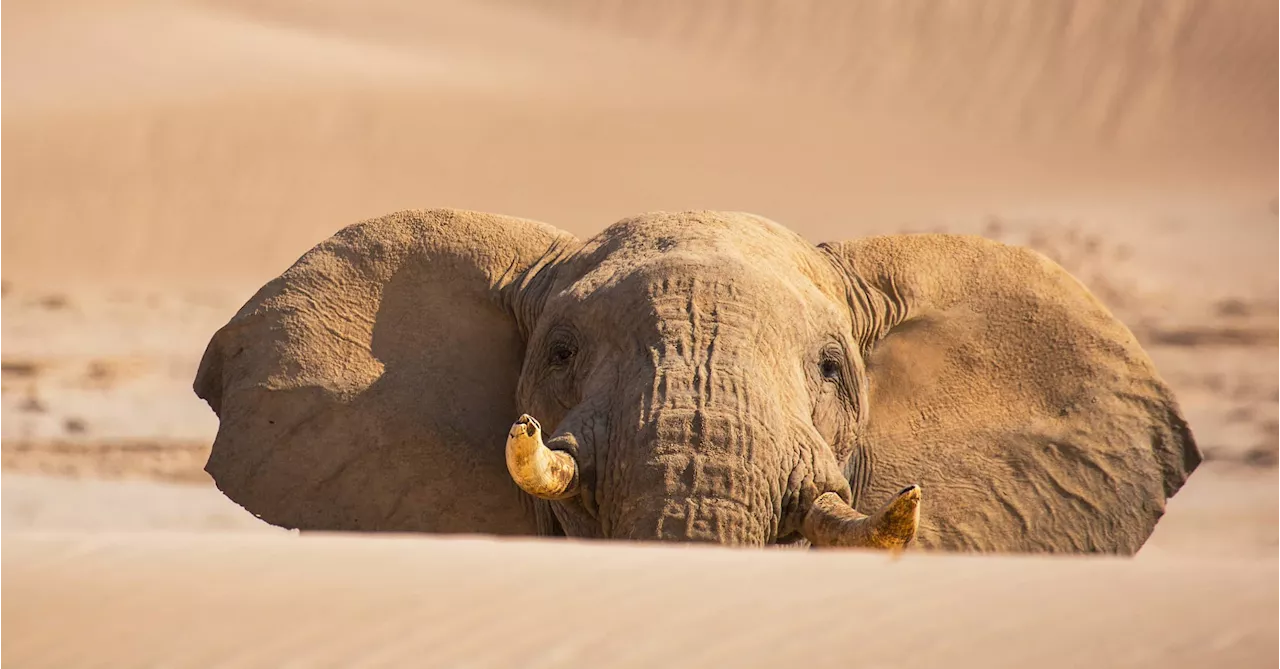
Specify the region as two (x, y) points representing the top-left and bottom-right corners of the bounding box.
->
(548, 341), (577, 367)
(820, 358), (842, 381)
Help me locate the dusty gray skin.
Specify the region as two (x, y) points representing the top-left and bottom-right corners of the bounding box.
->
(194, 209), (1199, 552)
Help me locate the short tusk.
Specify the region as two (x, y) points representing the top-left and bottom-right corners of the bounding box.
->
(505, 414), (579, 500)
(802, 485), (921, 551)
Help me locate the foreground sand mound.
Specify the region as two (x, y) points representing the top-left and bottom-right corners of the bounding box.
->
(4, 532), (1276, 667)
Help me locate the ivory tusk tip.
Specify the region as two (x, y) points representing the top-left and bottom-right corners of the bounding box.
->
(505, 413), (579, 500)
(509, 414), (540, 439)
(800, 483), (923, 551)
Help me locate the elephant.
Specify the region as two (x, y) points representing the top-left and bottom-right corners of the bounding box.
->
(194, 208), (1200, 553)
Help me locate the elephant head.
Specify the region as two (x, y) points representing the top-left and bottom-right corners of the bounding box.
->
(195, 209), (1199, 552)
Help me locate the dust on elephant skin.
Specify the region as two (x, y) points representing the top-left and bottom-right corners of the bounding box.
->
(194, 209), (1199, 553)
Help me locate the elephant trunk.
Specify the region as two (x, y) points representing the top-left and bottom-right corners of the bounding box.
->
(607, 407), (778, 546)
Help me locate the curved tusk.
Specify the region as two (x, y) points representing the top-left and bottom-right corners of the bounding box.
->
(505, 414), (580, 500)
(802, 485), (921, 550)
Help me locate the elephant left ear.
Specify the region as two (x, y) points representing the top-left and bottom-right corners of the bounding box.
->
(821, 234), (1200, 554)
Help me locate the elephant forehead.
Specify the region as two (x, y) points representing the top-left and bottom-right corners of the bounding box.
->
(558, 255), (848, 354)
(553, 213), (850, 328)
(571, 251), (810, 309)
(572, 213), (846, 300)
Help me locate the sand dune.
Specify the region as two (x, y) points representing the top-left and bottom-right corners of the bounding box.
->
(4, 531), (1276, 668)
(3, 0), (1274, 290)
(1, 0), (1276, 666)
(513, 0), (1277, 153)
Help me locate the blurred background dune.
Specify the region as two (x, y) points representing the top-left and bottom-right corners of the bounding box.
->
(1, 1), (1276, 662)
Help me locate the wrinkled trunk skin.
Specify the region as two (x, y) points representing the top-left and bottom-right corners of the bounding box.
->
(596, 276), (793, 546)
(608, 407), (780, 545)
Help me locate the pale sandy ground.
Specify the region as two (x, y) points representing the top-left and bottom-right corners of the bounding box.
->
(4, 532), (1276, 668)
(2, 0), (1277, 666)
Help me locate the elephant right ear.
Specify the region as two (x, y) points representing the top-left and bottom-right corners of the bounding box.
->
(194, 209), (578, 534)
(822, 234), (1200, 554)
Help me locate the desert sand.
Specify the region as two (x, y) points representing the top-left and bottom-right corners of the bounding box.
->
(5, 532), (1276, 668)
(2, 0), (1276, 666)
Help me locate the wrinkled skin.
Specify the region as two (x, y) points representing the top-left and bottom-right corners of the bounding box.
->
(195, 209), (1200, 553)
